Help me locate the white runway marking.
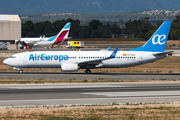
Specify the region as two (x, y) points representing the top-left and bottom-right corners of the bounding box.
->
(1, 96), (180, 103)
(82, 91), (180, 97)
(0, 83), (131, 89)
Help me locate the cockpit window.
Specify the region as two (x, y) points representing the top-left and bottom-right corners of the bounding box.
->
(10, 56), (16, 58)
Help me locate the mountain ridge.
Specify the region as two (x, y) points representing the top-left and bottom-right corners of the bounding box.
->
(1, 0), (180, 15)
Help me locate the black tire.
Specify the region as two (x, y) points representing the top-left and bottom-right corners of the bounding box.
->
(85, 69), (91, 74)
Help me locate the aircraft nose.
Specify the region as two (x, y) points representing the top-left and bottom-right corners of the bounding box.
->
(3, 59), (9, 65)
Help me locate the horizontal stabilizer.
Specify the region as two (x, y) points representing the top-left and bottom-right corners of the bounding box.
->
(153, 51), (173, 56)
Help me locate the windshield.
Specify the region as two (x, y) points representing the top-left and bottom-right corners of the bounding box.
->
(10, 56), (16, 58)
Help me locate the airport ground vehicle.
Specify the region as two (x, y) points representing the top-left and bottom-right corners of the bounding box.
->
(67, 41), (84, 49)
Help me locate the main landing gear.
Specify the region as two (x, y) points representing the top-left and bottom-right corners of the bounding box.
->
(19, 70), (23, 74)
(85, 69), (91, 74)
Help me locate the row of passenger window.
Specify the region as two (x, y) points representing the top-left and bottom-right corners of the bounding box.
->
(68, 56), (136, 59)
(116, 57), (136, 59)
(30, 56), (136, 59)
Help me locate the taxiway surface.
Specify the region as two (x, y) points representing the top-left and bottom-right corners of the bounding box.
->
(0, 71), (180, 80)
(0, 82), (180, 107)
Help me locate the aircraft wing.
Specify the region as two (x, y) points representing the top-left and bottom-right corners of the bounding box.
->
(78, 47), (119, 67)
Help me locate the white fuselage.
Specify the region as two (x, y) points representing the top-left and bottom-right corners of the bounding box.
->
(3, 51), (166, 69)
(21, 37), (54, 46)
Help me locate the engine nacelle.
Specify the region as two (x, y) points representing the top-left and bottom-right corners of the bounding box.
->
(61, 63), (78, 72)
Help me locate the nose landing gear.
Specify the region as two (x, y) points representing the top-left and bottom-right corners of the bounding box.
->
(85, 69), (91, 74)
(13, 67), (23, 74)
(19, 70), (23, 74)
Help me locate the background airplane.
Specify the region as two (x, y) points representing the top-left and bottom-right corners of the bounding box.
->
(4, 21), (171, 74)
(16, 22), (71, 49)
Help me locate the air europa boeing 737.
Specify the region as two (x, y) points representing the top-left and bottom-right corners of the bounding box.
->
(4, 21), (172, 74)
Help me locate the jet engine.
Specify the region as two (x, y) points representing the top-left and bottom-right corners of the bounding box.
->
(61, 63), (78, 72)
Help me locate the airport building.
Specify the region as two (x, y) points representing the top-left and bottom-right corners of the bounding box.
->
(0, 15), (21, 49)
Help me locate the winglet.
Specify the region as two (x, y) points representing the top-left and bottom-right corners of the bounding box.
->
(107, 46), (111, 51)
(109, 47), (119, 58)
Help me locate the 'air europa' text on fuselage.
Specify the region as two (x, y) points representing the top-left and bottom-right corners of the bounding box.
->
(29, 54), (68, 62)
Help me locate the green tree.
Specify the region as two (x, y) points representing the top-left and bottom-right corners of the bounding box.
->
(111, 23), (122, 34)
(22, 21), (35, 37)
(173, 15), (180, 23)
(89, 19), (102, 29)
(79, 26), (90, 38)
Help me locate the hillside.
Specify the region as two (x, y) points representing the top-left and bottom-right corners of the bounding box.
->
(1, 0), (180, 15)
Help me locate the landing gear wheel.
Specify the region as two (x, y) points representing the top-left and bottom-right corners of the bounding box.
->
(85, 69), (91, 74)
(19, 70), (23, 74)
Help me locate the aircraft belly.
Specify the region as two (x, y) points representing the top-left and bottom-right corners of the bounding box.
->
(20, 61), (61, 68)
(35, 41), (53, 46)
(34, 61), (60, 68)
(102, 60), (140, 68)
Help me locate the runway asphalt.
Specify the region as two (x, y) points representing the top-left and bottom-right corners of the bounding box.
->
(0, 82), (180, 107)
(0, 71), (180, 80)
(1, 48), (180, 107)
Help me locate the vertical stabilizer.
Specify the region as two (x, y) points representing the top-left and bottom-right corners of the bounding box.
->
(129, 21), (172, 52)
(52, 22), (71, 45)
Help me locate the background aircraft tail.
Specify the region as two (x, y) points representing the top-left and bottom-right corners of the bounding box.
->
(52, 22), (71, 45)
(129, 21), (172, 52)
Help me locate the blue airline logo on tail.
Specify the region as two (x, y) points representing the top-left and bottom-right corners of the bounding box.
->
(152, 34), (166, 45)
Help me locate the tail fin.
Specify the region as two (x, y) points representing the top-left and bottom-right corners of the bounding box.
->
(52, 22), (71, 45)
(129, 21), (172, 52)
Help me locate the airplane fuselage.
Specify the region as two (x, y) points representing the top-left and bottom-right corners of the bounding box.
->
(3, 51), (165, 69)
